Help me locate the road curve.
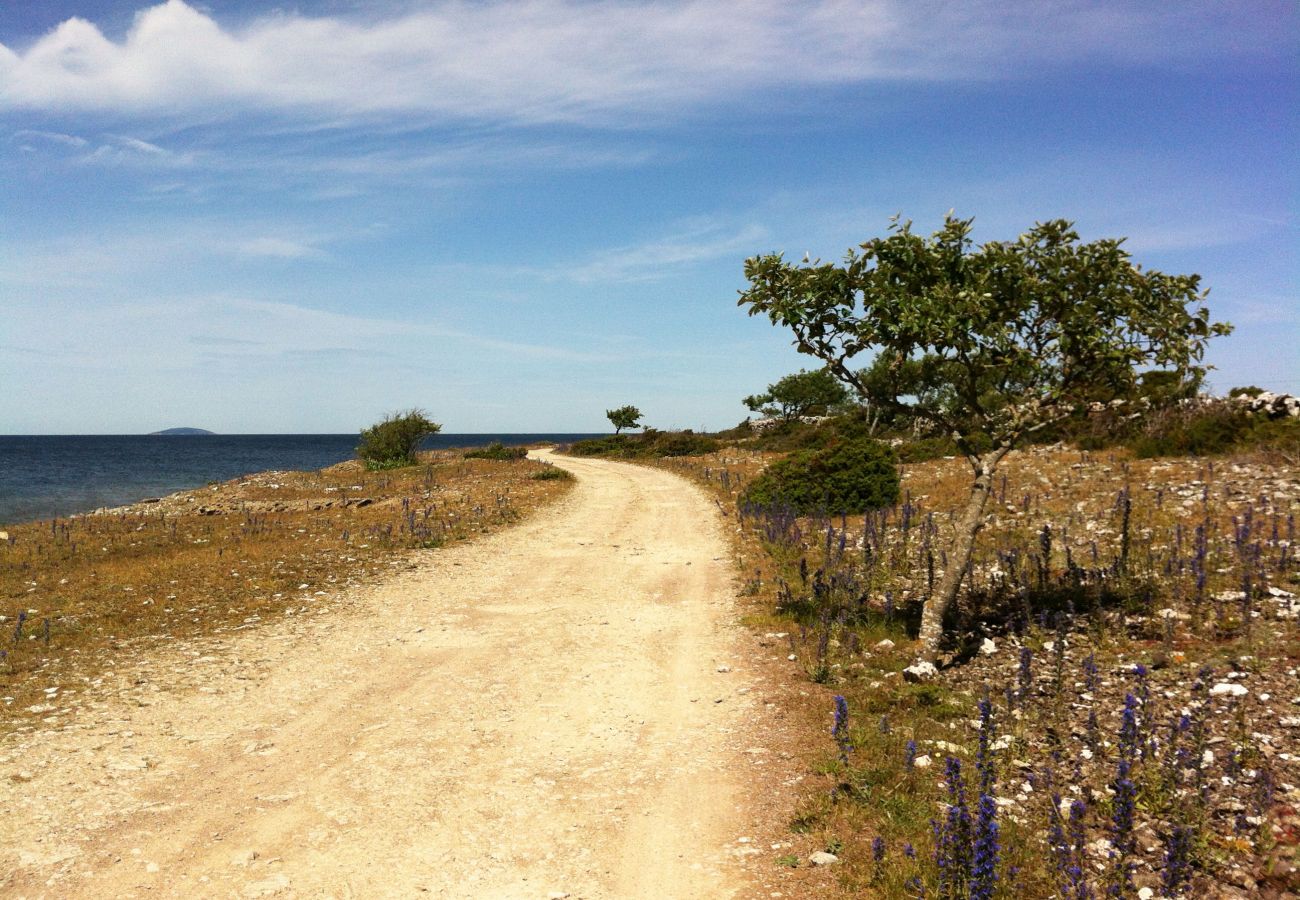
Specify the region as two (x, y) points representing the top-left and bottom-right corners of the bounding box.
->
(1, 451), (761, 899)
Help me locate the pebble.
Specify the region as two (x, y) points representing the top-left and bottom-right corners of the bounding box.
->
(809, 851), (838, 866)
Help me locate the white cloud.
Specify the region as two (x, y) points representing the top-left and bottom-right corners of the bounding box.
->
(0, 1), (1283, 126)
(561, 222), (769, 283)
(13, 128), (87, 147)
(77, 133), (196, 166)
(235, 237), (326, 260)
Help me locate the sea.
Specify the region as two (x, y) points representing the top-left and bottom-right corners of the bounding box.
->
(0, 433), (603, 526)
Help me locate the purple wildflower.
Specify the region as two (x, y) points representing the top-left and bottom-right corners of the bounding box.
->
(832, 695), (852, 767)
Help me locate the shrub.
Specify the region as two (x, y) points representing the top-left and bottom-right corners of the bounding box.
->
(1130, 400), (1254, 458)
(568, 435), (633, 457)
(531, 466), (573, 481)
(894, 434), (962, 463)
(567, 431), (720, 458)
(463, 442), (527, 461)
(743, 438), (900, 514)
(356, 409), (440, 470)
(651, 431), (721, 457)
(1239, 415), (1300, 462)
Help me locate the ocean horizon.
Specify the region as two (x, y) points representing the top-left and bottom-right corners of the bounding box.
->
(0, 433), (605, 526)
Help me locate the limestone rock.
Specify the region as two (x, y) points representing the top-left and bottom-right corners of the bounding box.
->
(903, 661), (938, 683)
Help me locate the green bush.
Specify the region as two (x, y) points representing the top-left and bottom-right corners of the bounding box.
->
(531, 466), (574, 481)
(1130, 401), (1254, 458)
(463, 442), (527, 461)
(894, 434), (961, 463)
(568, 435), (633, 457)
(356, 409), (440, 470)
(742, 438), (900, 514)
(1239, 415), (1300, 462)
(652, 431), (721, 457)
(567, 431), (720, 458)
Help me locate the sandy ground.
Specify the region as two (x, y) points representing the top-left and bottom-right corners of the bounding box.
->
(1, 451), (792, 900)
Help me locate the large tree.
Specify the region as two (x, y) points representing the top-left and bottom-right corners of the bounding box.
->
(738, 215), (1230, 661)
(744, 367), (850, 420)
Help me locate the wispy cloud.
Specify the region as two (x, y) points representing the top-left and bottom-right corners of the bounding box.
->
(78, 133), (196, 166)
(0, 1), (1285, 126)
(13, 128), (86, 147)
(559, 222), (769, 284)
(234, 236), (326, 260)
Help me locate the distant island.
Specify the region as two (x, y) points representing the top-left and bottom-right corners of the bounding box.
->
(149, 428), (215, 436)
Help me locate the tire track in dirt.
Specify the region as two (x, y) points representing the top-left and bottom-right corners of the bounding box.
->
(1, 451), (776, 899)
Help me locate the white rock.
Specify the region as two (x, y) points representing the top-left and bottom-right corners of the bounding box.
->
(913, 754), (933, 769)
(979, 638), (997, 655)
(1210, 683), (1248, 698)
(903, 661), (938, 683)
(875, 639), (896, 650)
(809, 851), (839, 866)
(1138, 888), (1154, 900)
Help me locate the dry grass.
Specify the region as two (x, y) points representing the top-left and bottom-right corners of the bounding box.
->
(0, 450), (571, 732)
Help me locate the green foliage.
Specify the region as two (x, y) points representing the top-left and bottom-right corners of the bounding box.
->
(531, 466), (573, 481)
(1130, 401), (1300, 460)
(569, 430), (720, 459)
(742, 439), (900, 515)
(738, 214), (1231, 461)
(568, 434), (634, 456)
(606, 405), (643, 433)
(1242, 415), (1300, 461)
(356, 409), (440, 470)
(651, 431), (722, 457)
(1228, 385), (1265, 398)
(463, 442), (527, 461)
(1131, 402), (1252, 458)
(894, 435), (961, 463)
(744, 367), (850, 420)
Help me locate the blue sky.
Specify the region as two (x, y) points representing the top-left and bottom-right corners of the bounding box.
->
(1, 1), (1296, 434)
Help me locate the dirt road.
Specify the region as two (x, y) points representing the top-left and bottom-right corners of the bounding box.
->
(1, 451), (776, 899)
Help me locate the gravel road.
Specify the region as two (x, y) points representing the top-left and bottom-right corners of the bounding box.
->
(1, 451), (773, 899)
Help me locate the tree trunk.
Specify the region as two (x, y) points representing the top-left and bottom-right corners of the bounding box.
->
(916, 447), (1010, 662)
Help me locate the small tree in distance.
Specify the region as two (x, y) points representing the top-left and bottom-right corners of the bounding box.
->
(357, 408), (441, 470)
(739, 214), (1231, 663)
(744, 367), (850, 421)
(606, 405), (643, 434)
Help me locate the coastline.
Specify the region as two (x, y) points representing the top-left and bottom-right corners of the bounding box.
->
(0, 433), (605, 526)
